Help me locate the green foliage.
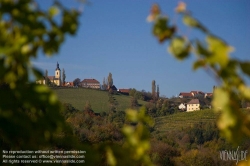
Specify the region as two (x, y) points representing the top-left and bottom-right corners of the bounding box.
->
(182, 15), (207, 33)
(148, 2), (250, 148)
(0, 0), (80, 150)
(120, 107), (154, 166)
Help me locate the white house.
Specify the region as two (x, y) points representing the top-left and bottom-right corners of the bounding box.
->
(178, 103), (186, 111)
(187, 99), (200, 112)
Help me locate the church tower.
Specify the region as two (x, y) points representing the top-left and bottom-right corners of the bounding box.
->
(55, 62), (61, 86)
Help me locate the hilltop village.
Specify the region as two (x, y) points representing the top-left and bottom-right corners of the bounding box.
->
(36, 62), (225, 112)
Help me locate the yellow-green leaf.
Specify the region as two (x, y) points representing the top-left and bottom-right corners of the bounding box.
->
(206, 35), (232, 67)
(212, 88), (229, 111)
(168, 36), (190, 60)
(183, 15), (208, 33)
(48, 6), (59, 18)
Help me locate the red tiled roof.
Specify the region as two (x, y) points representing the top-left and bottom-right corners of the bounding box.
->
(81, 79), (100, 84)
(187, 99), (200, 104)
(118, 89), (130, 93)
(191, 91), (204, 94)
(179, 92), (193, 97)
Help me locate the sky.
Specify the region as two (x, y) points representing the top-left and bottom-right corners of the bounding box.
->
(32, 0), (250, 97)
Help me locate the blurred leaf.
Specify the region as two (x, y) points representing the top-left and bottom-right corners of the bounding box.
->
(175, 2), (186, 13)
(239, 84), (250, 100)
(240, 62), (250, 77)
(32, 68), (43, 79)
(48, 6), (59, 18)
(168, 36), (190, 60)
(152, 17), (168, 37)
(196, 40), (211, 57)
(206, 35), (231, 67)
(183, 15), (208, 33)
(147, 4), (161, 22)
(106, 147), (117, 166)
(212, 88), (229, 112)
(193, 60), (206, 70)
(152, 17), (176, 43)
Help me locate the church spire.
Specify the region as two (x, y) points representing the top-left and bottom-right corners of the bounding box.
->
(56, 62), (60, 70)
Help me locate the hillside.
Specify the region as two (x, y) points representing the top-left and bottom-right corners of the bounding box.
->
(154, 110), (218, 133)
(53, 88), (148, 113)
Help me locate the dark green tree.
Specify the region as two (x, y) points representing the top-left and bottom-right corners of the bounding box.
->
(152, 80), (156, 102)
(45, 69), (48, 85)
(157, 85), (160, 100)
(73, 78), (81, 86)
(62, 68), (66, 85)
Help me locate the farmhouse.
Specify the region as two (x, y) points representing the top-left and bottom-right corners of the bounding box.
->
(36, 62), (61, 86)
(118, 89), (130, 95)
(187, 99), (200, 112)
(80, 79), (100, 89)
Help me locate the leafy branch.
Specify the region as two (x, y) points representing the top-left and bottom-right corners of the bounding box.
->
(147, 2), (250, 147)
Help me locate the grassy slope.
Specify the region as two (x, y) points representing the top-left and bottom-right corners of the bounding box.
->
(53, 88), (148, 113)
(53, 88), (109, 112)
(154, 110), (218, 132)
(53, 88), (222, 132)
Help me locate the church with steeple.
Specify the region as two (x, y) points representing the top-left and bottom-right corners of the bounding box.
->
(36, 62), (62, 86)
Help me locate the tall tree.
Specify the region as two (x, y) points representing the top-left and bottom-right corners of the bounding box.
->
(108, 72), (113, 89)
(62, 68), (66, 86)
(102, 77), (107, 90)
(157, 85), (160, 100)
(152, 80), (156, 102)
(45, 69), (48, 85)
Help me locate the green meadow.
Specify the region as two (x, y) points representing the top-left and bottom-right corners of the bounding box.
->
(53, 88), (148, 113)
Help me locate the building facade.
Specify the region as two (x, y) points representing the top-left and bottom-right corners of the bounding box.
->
(80, 79), (100, 89)
(187, 99), (200, 112)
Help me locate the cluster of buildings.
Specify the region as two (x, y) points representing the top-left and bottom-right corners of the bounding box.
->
(177, 90), (214, 112)
(36, 62), (124, 91)
(179, 91), (213, 99)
